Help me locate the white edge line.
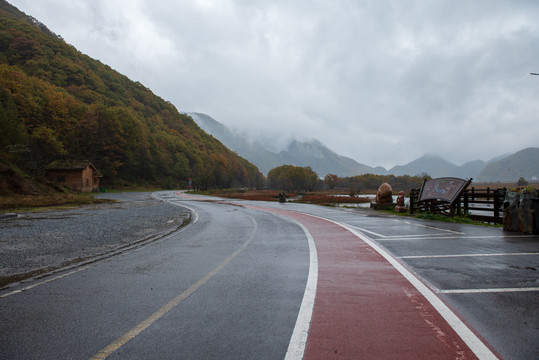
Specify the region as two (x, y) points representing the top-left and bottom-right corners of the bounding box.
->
(0, 266), (90, 299)
(316, 215), (498, 360)
(400, 252), (539, 259)
(376, 235), (534, 241)
(160, 191), (199, 225)
(284, 220), (318, 360)
(439, 287), (539, 294)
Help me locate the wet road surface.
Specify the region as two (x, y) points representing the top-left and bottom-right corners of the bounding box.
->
(1, 191), (537, 359)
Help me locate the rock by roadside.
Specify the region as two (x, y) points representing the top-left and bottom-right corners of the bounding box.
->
(0, 192), (190, 287)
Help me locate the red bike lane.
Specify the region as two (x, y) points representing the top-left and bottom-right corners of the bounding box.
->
(256, 206), (497, 360)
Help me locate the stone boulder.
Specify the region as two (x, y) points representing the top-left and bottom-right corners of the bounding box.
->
(375, 183), (393, 204)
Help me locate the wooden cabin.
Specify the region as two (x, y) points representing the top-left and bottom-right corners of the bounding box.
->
(46, 161), (101, 192)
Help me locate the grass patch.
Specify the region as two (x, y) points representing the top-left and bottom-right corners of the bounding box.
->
(200, 189), (296, 202)
(376, 208), (501, 226)
(102, 185), (165, 193)
(0, 193), (116, 211)
(198, 189), (373, 205)
(414, 212), (500, 226)
(296, 194), (371, 205)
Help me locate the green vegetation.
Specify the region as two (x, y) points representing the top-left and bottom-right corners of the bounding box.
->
(0, 1), (263, 193)
(336, 174), (427, 193)
(413, 211), (501, 226)
(296, 193), (371, 205)
(364, 207), (500, 226)
(517, 177), (529, 186)
(267, 165), (318, 192)
(324, 174), (339, 189)
(202, 189), (297, 202)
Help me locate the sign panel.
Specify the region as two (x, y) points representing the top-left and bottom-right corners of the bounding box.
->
(418, 177), (470, 204)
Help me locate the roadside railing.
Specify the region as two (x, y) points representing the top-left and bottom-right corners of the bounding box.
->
(410, 187), (505, 224)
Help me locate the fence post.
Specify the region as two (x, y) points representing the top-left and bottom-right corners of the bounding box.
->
(463, 191), (469, 215)
(493, 188), (504, 222)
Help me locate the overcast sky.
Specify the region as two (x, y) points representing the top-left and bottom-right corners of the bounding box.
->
(9, 0), (539, 169)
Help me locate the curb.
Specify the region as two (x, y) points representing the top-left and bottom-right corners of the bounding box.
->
(0, 213), (17, 219)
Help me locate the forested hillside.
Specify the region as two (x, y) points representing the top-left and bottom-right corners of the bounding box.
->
(0, 0), (263, 192)
(477, 147), (539, 182)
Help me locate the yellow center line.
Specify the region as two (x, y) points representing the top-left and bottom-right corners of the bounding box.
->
(90, 224), (255, 360)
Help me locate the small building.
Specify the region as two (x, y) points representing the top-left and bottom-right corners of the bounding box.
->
(45, 160), (101, 192)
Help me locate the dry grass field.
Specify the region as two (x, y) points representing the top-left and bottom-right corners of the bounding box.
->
(0, 193), (114, 211)
(205, 189), (372, 205)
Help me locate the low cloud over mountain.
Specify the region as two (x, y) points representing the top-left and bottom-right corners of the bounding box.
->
(189, 112), (538, 182)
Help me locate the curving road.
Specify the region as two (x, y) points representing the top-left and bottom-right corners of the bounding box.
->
(1, 191), (537, 359)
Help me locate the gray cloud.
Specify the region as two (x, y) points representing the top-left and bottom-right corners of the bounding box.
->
(10, 0), (539, 169)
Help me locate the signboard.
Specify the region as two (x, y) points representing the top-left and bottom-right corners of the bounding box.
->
(418, 177), (470, 205)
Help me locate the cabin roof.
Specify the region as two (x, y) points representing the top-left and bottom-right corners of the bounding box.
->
(45, 160), (98, 172)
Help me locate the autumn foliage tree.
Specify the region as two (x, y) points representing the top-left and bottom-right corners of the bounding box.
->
(323, 173), (339, 189)
(267, 165), (319, 192)
(0, 2), (264, 190)
(337, 174), (427, 192)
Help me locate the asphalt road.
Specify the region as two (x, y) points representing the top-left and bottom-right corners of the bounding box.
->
(0, 191), (537, 359)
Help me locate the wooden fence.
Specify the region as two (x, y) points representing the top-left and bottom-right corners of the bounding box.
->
(410, 187), (506, 224)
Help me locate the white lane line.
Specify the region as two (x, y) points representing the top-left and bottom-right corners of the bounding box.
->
(284, 220), (318, 360)
(398, 220), (464, 234)
(0, 266), (91, 299)
(307, 214), (498, 360)
(439, 287), (539, 294)
(400, 252), (539, 259)
(382, 234), (458, 239)
(347, 220), (464, 239)
(377, 235), (535, 241)
(347, 224), (386, 238)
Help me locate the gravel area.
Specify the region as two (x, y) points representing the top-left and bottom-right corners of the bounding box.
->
(0, 192), (190, 285)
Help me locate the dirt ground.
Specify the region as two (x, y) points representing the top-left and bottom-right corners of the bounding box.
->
(0, 192), (190, 288)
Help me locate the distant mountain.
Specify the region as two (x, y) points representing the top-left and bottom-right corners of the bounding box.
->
(387, 149), (538, 182)
(189, 113), (538, 182)
(187, 112), (281, 174)
(389, 154), (472, 178)
(277, 139), (379, 177)
(188, 112), (379, 177)
(477, 147), (539, 182)
(460, 160), (487, 179)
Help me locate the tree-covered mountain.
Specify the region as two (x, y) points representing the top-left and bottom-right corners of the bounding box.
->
(387, 150), (538, 182)
(388, 154), (482, 179)
(189, 112), (380, 177)
(0, 1), (263, 191)
(187, 112), (282, 175)
(477, 147), (539, 182)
